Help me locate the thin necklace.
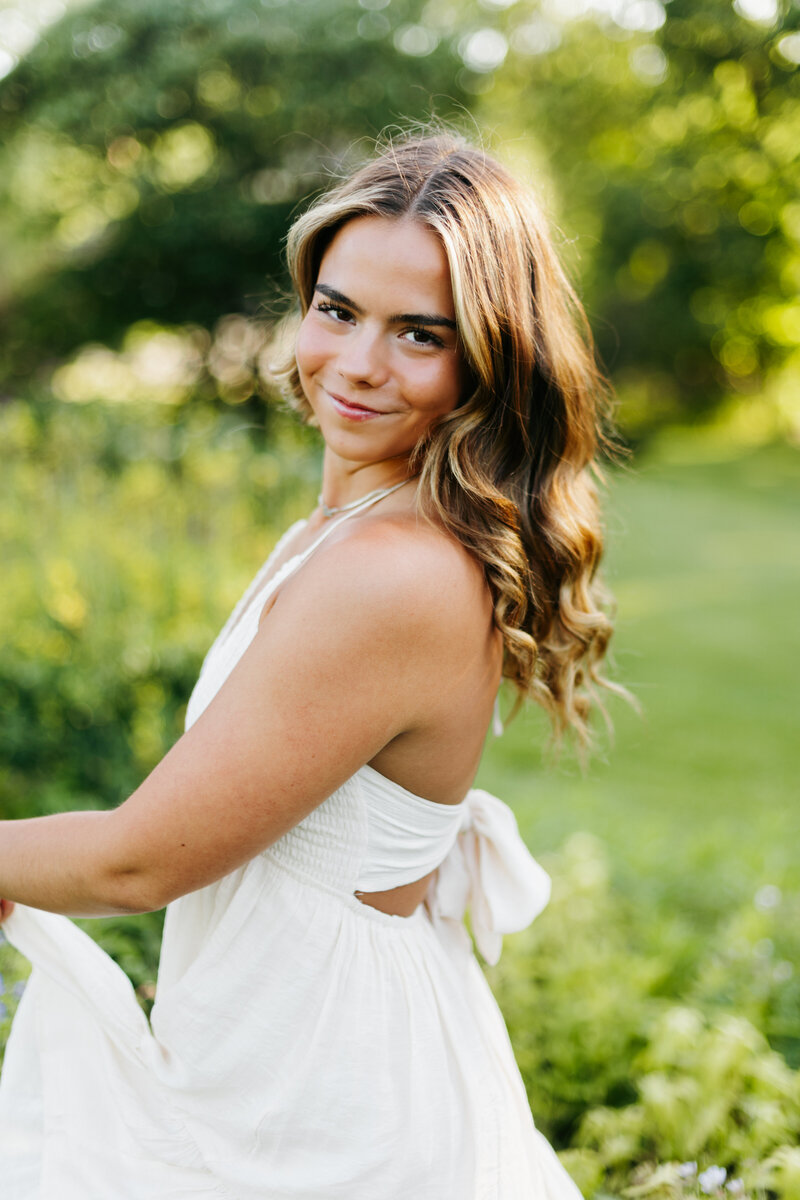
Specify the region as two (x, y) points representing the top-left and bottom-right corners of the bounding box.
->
(317, 476), (415, 519)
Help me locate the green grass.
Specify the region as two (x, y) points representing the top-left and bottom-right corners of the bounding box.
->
(477, 441), (800, 924)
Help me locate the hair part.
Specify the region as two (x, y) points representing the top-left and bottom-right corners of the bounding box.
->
(272, 128), (630, 753)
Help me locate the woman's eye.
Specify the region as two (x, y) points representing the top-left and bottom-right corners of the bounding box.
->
(402, 328), (442, 347)
(315, 303), (352, 323)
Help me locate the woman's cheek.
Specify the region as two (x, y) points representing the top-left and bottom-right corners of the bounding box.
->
(412, 363), (461, 419)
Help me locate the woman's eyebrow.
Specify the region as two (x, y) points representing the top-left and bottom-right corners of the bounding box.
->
(391, 311), (458, 331)
(314, 283), (457, 331)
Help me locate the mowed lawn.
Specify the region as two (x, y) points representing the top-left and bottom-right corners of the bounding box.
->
(476, 442), (800, 924)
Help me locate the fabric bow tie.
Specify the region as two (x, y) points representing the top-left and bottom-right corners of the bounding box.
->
(428, 788), (551, 965)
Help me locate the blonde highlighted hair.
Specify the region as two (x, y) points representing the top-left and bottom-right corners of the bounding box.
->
(274, 129), (626, 750)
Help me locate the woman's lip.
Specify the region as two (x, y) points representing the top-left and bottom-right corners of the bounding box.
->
(328, 391), (387, 420)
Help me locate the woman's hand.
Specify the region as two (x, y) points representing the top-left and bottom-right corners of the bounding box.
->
(0, 898), (15, 923)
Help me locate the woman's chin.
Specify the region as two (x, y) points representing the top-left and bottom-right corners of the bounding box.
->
(318, 423), (414, 466)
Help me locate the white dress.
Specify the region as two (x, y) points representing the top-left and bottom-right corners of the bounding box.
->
(0, 494), (583, 1200)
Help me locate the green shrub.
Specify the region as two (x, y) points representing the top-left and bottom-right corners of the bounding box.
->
(0, 397), (319, 823)
(488, 834), (799, 1196)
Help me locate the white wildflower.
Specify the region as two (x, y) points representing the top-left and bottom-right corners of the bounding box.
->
(699, 1166), (727, 1193)
(678, 1162), (698, 1179)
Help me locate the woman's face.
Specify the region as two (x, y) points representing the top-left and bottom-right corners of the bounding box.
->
(295, 215), (465, 467)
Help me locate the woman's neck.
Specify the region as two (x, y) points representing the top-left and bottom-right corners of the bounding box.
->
(319, 453), (414, 512)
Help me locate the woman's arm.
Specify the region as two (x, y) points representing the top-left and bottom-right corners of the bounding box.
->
(0, 527), (455, 919)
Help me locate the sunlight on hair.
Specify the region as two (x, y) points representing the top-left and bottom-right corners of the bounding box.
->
(270, 127), (634, 755)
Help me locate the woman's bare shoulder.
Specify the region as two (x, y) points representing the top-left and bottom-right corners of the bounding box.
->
(286, 509), (491, 638)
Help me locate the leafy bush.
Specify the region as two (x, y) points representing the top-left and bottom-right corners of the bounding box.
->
(0, 396), (319, 822)
(487, 834), (800, 1197)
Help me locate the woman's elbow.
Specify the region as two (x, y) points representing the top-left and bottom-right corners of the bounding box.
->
(100, 868), (168, 915)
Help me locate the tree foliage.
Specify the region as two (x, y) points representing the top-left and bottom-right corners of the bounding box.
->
(0, 0), (798, 435)
(481, 0), (800, 435)
(0, 0), (467, 396)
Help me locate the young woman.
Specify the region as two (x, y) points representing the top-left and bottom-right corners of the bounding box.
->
(0, 131), (618, 1197)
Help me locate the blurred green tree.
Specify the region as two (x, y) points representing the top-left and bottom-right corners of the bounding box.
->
(1, 0), (799, 438)
(0, 0), (467, 405)
(482, 0), (800, 437)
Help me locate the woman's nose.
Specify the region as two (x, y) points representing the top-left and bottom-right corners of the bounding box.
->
(336, 326), (388, 387)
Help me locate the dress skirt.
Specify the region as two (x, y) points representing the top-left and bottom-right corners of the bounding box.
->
(0, 776), (581, 1199)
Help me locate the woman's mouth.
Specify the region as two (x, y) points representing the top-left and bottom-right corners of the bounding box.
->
(328, 392), (387, 421)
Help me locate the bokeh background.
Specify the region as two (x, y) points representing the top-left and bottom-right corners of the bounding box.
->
(1, 0), (799, 1194)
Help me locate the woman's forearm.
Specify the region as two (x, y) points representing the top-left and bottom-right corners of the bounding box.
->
(0, 809), (155, 918)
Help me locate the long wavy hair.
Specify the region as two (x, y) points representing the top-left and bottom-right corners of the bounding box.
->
(273, 129), (627, 750)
